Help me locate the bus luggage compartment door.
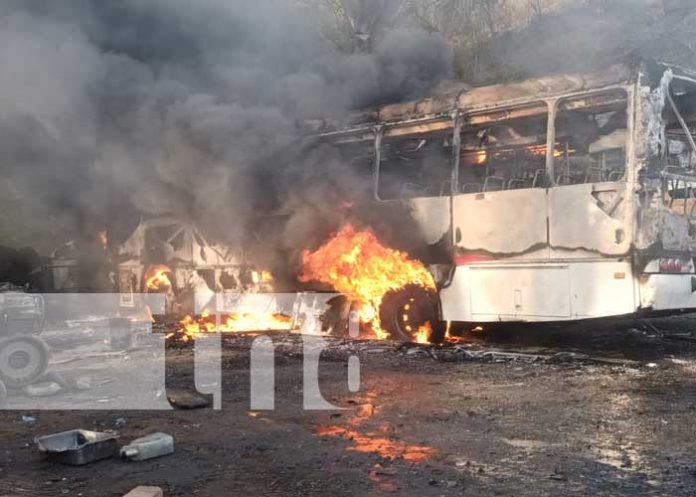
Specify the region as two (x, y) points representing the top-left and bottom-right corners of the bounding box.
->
(468, 265), (571, 320)
(441, 261), (636, 322)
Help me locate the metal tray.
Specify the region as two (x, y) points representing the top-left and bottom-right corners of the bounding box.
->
(35, 429), (117, 465)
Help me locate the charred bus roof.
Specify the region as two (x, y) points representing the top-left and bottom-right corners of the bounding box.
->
(304, 60), (696, 142)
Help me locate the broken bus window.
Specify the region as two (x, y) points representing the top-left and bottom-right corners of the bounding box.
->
(662, 80), (696, 217)
(458, 103), (549, 193)
(553, 90), (628, 185)
(377, 130), (453, 200)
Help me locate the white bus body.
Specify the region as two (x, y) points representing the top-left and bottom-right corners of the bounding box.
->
(312, 61), (696, 323)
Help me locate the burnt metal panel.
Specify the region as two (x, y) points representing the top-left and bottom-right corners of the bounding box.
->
(451, 189), (548, 255)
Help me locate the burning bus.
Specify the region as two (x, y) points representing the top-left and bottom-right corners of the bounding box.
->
(116, 217), (269, 314)
(304, 60), (696, 337)
(114, 217), (298, 337)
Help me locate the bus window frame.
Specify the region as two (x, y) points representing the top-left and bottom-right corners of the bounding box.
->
(456, 101), (551, 195)
(373, 103), (552, 201)
(373, 116), (458, 202)
(370, 88), (633, 201)
(549, 88), (630, 187)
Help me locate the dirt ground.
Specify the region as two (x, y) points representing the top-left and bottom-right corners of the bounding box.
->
(3, 317), (696, 496)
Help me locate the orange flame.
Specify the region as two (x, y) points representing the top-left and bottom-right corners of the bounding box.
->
(251, 270), (274, 285)
(414, 321), (432, 344)
(144, 264), (173, 292)
(299, 224), (435, 339)
(316, 391), (435, 462)
(178, 309), (293, 339)
(98, 230), (108, 249)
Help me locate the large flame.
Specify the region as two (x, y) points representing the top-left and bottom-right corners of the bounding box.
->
(299, 224), (435, 339)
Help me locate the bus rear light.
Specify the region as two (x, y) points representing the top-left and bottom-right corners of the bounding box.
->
(659, 258), (684, 273)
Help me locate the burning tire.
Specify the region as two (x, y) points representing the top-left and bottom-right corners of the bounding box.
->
(379, 285), (444, 343)
(0, 335), (49, 388)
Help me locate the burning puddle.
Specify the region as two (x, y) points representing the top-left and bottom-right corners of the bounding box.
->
(245, 390), (435, 493)
(178, 310), (293, 337)
(165, 310), (294, 343)
(315, 391), (436, 464)
(315, 426), (435, 462)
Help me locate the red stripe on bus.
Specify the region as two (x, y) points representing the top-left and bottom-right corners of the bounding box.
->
(454, 255), (493, 266)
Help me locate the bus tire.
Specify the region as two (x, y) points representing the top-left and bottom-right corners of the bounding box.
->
(379, 285), (443, 343)
(0, 335), (50, 388)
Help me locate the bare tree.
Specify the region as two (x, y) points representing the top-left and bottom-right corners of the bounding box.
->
(305, 0), (410, 52)
(528, 0), (544, 19)
(301, 0), (581, 81)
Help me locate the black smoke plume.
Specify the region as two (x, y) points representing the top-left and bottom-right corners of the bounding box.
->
(0, 0), (452, 256)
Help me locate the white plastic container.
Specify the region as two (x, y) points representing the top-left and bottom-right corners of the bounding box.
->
(120, 432), (174, 461)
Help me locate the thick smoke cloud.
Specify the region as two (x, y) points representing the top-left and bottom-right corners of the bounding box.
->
(0, 0), (451, 252)
(475, 0), (693, 85)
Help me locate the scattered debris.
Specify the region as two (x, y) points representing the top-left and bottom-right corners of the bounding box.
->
(109, 317), (133, 351)
(0, 282), (26, 293)
(17, 370), (89, 398)
(166, 388), (211, 410)
(123, 486), (163, 497)
(25, 381), (61, 397)
(0, 286), (45, 335)
(18, 415), (35, 424)
(35, 429), (118, 465)
(406, 347), (428, 357)
(74, 376), (92, 390)
(114, 417), (128, 427)
(120, 433), (174, 461)
(43, 371), (78, 391)
(661, 333), (696, 343)
(398, 343), (641, 366)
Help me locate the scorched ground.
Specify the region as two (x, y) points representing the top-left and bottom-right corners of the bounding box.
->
(2, 317), (696, 496)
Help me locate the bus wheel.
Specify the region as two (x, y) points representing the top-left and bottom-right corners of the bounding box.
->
(379, 285), (444, 343)
(0, 335), (50, 388)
